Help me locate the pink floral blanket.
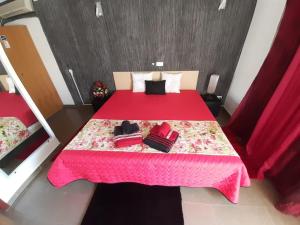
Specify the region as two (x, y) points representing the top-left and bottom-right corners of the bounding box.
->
(49, 119), (250, 203)
(0, 117), (29, 159)
(65, 119), (238, 156)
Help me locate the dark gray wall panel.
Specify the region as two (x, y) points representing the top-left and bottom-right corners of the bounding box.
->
(34, 0), (113, 104)
(33, 0), (256, 104)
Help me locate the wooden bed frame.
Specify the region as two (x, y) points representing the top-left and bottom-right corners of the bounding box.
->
(113, 71), (199, 90)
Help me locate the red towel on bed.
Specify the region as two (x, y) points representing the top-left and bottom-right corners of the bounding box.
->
(150, 122), (171, 138)
(113, 132), (143, 148)
(144, 130), (179, 153)
(157, 122), (170, 137)
(168, 130), (179, 142)
(150, 125), (160, 135)
(114, 137), (143, 148)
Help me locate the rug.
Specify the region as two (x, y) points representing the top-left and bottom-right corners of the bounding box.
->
(81, 183), (184, 225)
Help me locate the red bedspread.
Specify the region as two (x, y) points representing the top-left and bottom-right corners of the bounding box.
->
(0, 92), (37, 127)
(94, 90), (215, 120)
(48, 91), (250, 203)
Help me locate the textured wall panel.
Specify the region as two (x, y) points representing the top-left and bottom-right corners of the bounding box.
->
(34, 0), (256, 104)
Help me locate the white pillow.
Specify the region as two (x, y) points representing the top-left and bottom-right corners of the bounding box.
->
(162, 72), (182, 93)
(6, 77), (16, 93)
(132, 72), (153, 92)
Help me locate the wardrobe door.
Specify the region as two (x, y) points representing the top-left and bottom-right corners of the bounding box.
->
(0, 25), (62, 118)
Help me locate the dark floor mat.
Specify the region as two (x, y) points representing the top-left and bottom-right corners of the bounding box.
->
(81, 183), (184, 225)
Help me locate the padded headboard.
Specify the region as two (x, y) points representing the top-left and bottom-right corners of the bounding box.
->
(0, 74), (9, 91)
(113, 71), (199, 90)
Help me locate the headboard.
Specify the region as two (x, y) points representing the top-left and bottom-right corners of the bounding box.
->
(113, 71), (199, 90)
(0, 74), (9, 91)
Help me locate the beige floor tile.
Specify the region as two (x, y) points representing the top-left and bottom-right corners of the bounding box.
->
(182, 202), (219, 225)
(266, 205), (300, 225)
(181, 179), (279, 206)
(6, 162), (95, 225)
(181, 187), (231, 205)
(213, 205), (275, 225)
(250, 180), (279, 206)
(238, 180), (278, 206)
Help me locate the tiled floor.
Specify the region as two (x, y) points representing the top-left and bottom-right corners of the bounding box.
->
(181, 181), (300, 225)
(3, 168), (300, 225)
(3, 162), (95, 225)
(1, 107), (299, 225)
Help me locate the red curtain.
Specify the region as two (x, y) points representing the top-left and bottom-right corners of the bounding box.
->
(223, 0), (300, 216)
(246, 47), (300, 179)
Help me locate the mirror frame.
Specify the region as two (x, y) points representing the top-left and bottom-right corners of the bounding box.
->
(0, 44), (60, 205)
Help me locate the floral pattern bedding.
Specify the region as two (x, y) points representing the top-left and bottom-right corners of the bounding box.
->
(0, 117), (29, 158)
(65, 119), (238, 156)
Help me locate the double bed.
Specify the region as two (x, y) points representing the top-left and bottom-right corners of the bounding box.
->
(48, 71), (250, 203)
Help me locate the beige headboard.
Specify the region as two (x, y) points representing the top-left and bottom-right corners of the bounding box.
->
(0, 75), (8, 91)
(113, 71), (199, 90)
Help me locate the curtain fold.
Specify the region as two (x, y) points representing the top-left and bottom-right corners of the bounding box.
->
(226, 0), (300, 146)
(223, 0), (300, 216)
(246, 47), (300, 179)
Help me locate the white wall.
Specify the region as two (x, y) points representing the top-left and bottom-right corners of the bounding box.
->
(224, 0), (287, 115)
(6, 17), (75, 105)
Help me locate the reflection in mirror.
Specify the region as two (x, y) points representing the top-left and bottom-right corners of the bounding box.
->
(0, 74), (49, 175)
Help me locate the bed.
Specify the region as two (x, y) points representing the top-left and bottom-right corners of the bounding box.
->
(0, 92), (41, 160)
(48, 71), (250, 203)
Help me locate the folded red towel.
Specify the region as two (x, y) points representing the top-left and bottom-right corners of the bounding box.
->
(143, 130), (179, 153)
(113, 132), (142, 141)
(150, 125), (160, 135)
(157, 122), (171, 138)
(144, 123), (179, 153)
(113, 132), (143, 148)
(114, 137), (143, 148)
(167, 131), (179, 142)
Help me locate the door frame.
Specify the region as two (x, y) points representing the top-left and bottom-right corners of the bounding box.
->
(0, 44), (60, 205)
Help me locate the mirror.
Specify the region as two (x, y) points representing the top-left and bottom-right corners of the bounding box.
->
(0, 44), (59, 204)
(0, 74), (49, 174)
